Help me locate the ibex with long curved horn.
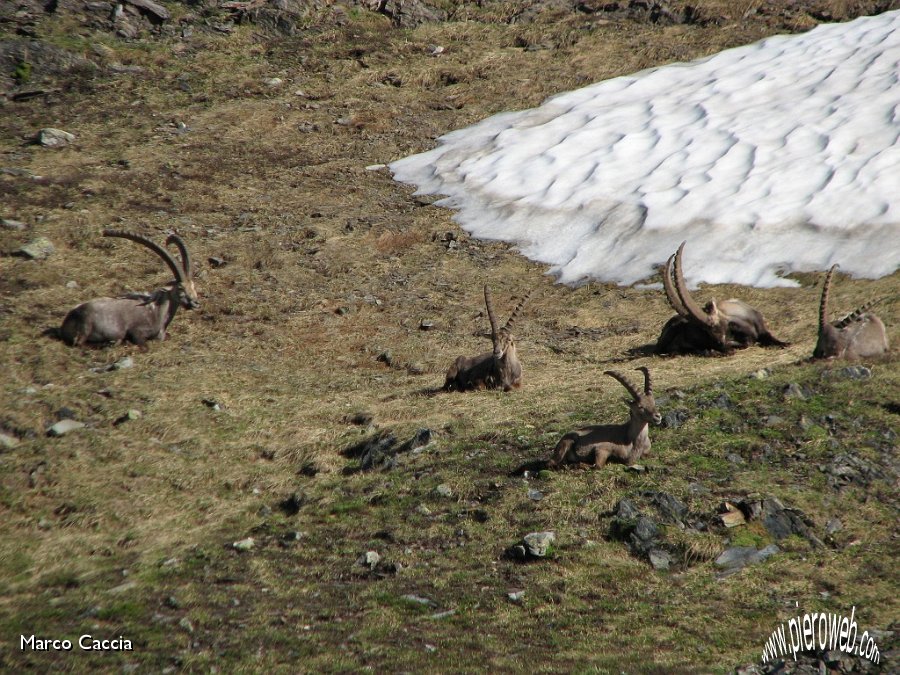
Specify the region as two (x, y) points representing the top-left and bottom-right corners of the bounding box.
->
(656, 242), (787, 355)
(444, 286), (530, 392)
(547, 367), (662, 470)
(813, 265), (888, 359)
(59, 230), (199, 346)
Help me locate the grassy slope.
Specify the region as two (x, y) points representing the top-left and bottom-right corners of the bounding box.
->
(1, 2), (898, 672)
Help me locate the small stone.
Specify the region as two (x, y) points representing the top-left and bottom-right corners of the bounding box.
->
(749, 368), (770, 379)
(428, 44), (445, 56)
(419, 320), (435, 331)
(2, 219), (26, 230)
(783, 383), (806, 399)
(527, 489), (544, 501)
(624, 464), (647, 473)
(359, 550), (380, 568)
(47, 420), (85, 437)
(0, 433), (19, 449)
(376, 350), (393, 366)
(507, 591), (525, 603)
(365, 164), (387, 171)
(164, 596), (180, 609)
(406, 362), (426, 375)
(401, 594), (434, 607)
(113, 356), (134, 370)
(764, 415), (783, 427)
(178, 617), (194, 633)
(208, 256), (226, 268)
(523, 531), (555, 558)
(726, 453), (745, 465)
(825, 518), (843, 535)
(65, 280), (79, 289)
(232, 537), (255, 551)
(837, 366), (872, 380)
(114, 409), (142, 426)
(715, 544), (779, 571)
(36, 128), (75, 147)
(416, 504), (432, 516)
(434, 483), (452, 498)
(648, 549), (672, 570)
(263, 77), (283, 88)
(17, 237), (55, 260)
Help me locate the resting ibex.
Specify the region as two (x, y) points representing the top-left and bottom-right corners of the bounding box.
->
(444, 286), (530, 392)
(60, 230), (199, 346)
(548, 367), (661, 469)
(813, 265), (889, 359)
(656, 242), (787, 355)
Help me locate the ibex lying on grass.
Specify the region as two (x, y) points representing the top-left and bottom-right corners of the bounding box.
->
(656, 242), (787, 355)
(548, 367), (661, 470)
(444, 286), (530, 392)
(60, 230), (199, 347)
(813, 265), (888, 359)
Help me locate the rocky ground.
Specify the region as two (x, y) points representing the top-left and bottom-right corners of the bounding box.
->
(1, 1), (898, 672)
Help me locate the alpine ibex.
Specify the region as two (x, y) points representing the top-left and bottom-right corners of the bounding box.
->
(547, 367), (661, 469)
(444, 285), (530, 392)
(813, 265), (889, 359)
(656, 242), (787, 355)
(60, 230), (199, 346)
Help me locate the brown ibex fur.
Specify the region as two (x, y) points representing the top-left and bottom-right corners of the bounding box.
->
(813, 265), (889, 359)
(547, 367), (662, 470)
(444, 286), (530, 392)
(656, 241), (787, 354)
(60, 230), (199, 347)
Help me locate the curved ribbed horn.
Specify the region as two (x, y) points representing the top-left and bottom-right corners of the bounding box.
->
(483, 285), (500, 353)
(635, 366), (652, 395)
(165, 232), (193, 278)
(503, 289), (532, 335)
(819, 265), (837, 335)
(836, 297), (886, 329)
(673, 241), (713, 326)
(604, 370), (640, 401)
(662, 252), (687, 316)
(103, 230), (184, 283)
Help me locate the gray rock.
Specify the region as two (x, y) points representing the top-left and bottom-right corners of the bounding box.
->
(825, 518), (843, 535)
(822, 365), (873, 381)
(114, 409), (142, 426)
(783, 382), (806, 399)
(232, 537), (255, 551)
(507, 591), (525, 603)
(0, 432), (20, 449)
(47, 419), (85, 436)
(632, 517), (658, 546)
(36, 128), (75, 147)
(649, 492), (688, 523)
(749, 368), (769, 380)
(726, 453), (745, 465)
(523, 531), (555, 558)
(434, 483), (452, 498)
(614, 498), (641, 520)
(17, 237), (55, 260)
(358, 550), (380, 568)
(2, 218), (26, 230)
(401, 594), (434, 607)
(649, 549), (672, 571)
(764, 415), (784, 427)
(715, 544), (779, 571)
(527, 488), (544, 501)
(662, 409), (689, 429)
(178, 617), (194, 634)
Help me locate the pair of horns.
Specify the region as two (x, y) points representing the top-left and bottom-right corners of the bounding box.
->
(605, 366), (652, 400)
(662, 241), (715, 327)
(820, 264), (887, 331)
(102, 229), (193, 282)
(484, 285), (532, 352)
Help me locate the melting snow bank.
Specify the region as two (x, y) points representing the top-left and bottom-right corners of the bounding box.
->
(391, 12), (900, 288)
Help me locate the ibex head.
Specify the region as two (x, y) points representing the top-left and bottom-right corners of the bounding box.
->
(103, 229), (199, 310)
(604, 367), (662, 427)
(662, 241), (728, 346)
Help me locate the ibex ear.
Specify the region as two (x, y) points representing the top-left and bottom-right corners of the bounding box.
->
(706, 298), (720, 322)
